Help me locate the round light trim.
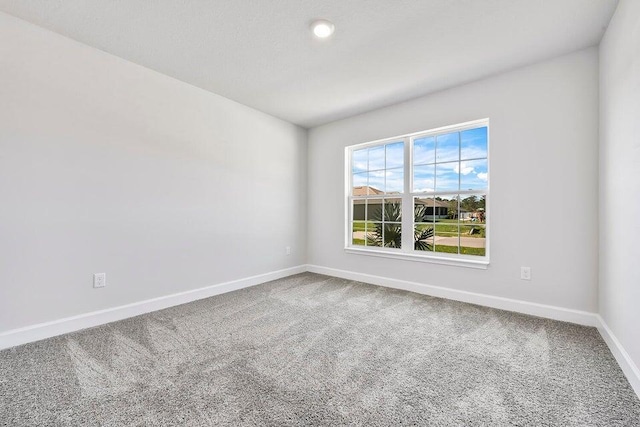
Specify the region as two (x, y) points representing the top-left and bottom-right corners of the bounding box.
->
(311, 19), (335, 38)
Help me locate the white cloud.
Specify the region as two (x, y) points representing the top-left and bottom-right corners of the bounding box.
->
(477, 172), (488, 181)
(455, 162), (475, 175)
(353, 161), (367, 171)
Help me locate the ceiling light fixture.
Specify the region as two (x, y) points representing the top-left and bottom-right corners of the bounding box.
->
(311, 19), (335, 38)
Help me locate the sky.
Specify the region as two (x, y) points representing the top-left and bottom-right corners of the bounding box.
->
(352, 126), (488, 194)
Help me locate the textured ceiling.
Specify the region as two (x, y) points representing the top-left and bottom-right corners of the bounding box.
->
(0, 0), (618, 128)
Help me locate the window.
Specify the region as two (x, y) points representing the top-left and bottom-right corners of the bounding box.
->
(346, 119), (489, 267)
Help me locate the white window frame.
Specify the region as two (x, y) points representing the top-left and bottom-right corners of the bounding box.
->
(344, 118), (490, 269)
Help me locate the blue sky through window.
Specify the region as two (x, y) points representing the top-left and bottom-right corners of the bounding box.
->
(436, 133), (459, 163)
(352, 141), (404, 194)
(461, 127), (488, 160)
(353, 126), (487, 194)
(412, 126), (487, 192)
(414, 136), (435, 165)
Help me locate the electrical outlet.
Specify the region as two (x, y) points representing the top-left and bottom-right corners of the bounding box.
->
(94, 273), (106, 288)
(520, 267), (531, 281)
(286, 246), (291, 256)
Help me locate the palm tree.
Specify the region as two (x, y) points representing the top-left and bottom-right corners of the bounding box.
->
(366, 202), (434, 250)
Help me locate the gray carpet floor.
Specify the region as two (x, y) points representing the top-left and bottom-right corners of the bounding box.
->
(1, 273), (639, 426)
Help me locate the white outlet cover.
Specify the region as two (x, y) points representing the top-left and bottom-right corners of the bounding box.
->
(520, 267), (531, 280)
(94, 273), (106, 288)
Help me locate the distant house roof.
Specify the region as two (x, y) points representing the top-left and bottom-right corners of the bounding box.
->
(352, 186), (385, 196)
(416, 198), (450, 208)
(353, 186), (480, 213)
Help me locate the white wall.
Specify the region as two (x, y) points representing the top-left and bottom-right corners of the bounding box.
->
(308, 48), (599, 312)
(0, 13), (307, 332)
(599, 0), (640, 370)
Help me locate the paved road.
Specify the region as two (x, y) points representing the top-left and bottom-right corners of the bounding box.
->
(434, 236), (485, 248)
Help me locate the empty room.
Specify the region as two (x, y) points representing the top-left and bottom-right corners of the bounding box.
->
(1, 0), (639, 425)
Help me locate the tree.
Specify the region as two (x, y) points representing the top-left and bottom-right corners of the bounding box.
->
(366, 202), (434, 250)
(461, 195), (479, 212)
(447, 197), (459, 219)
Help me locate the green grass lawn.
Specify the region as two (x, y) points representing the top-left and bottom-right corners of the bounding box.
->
(352, 221), (371, 231)
(460, 246), (486, 256)
(352, 237), (485, 256)
(433, 245), (486, 256)
(415, 222), (486, 238)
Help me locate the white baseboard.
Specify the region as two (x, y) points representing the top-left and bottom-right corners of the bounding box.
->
(306, 265), (598, 326)
(0, 265), (306, 351)
(594, 315), (640, 399)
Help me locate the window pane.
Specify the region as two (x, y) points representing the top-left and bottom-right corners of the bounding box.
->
(459, 224), (486, 255)
(478, 196), (487, 223)
(434, 195), (459, 255)
(441, 196), (460, 221)
(459, 195), (482, 216)
(461, 127), (488, 161)
(459, 196), (486, 256)
(367, 171), (385, 194)
(383, 198), (402, 222)
(366, 199), (383, 222)
(414, 197), (434, 252)
(414, 223), (434, 251)
(414, 197), (434, 222)
(436, 132), (459, 163)
(352, 200), (366, 221)
(413, 136), (435, 165)
(460, 159), (488, 191)
(368, 146), (385, 171)
(435, 162), (459, 192)
(385, 141), (404, 169)
(385, 167), (404, 194)
(352, 172), (368, 195)
(351, 222), (366, 246)
(382, 223), (402, 249)
(414, 165), (435, 192)
(352, 148), (368, 173)
(459, 195), (486, 221)
(366, 223), (382, 247)
(459, 228), (485, 256)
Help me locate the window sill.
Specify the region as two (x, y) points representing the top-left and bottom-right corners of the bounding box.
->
(344, 247), (489, 270)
